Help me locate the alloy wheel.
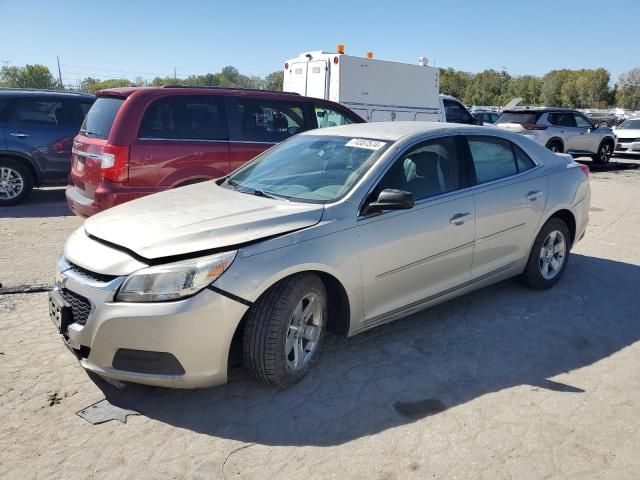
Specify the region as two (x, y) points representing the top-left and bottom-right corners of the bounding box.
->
(539, 230), (566, 280)
(285, 292), (323, 370)
(600, 143), (612, 162)
(0, 167), (24, 200)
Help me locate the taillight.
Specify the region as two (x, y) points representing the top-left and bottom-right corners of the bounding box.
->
(333, 56), (339, 64)
(284, 62), (289, 70)
(522, 123), (547, 131)
(579, 163), (590, 178)
(100, 144), (129, 183)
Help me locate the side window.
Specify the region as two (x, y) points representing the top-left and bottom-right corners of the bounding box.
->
(138, 95), (227, 140)
(230, 99), (306, 143)
(548, 112), (576, 127)
(9, 99), (69, 126)
(376, 136), (463, 201)
(467, 136), (521, 183)
(514, 144), (536, 172)
(443, 99), (473, 124)
(0, 100), (8, 123)
(574, 114), (592, 128)
(314, 105), (353, 128)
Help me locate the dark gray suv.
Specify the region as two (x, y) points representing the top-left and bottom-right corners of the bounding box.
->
(0, 89), (94, 205)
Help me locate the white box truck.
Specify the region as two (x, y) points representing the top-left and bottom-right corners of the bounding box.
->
(283, 48), (480, 125)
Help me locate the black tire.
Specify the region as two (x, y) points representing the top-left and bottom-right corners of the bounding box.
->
(0, 158), (33, 206)
(593, 139), (613, 164)
(546, 140), (563, 154)
(522, 218), (572, 290)
(243, 273), (327, 387)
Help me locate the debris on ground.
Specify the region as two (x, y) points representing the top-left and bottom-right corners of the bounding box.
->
(76, 399), (139, 425)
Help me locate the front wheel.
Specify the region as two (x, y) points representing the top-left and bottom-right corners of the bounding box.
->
(522, 218), (571, 290)
(243, 273), (327, 387)
(593, 140), (613, 164)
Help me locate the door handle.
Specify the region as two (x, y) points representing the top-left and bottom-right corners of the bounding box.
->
(10, 132), (30, 138)
(526, 190), (542, 201)
(450, 212), (472, 225)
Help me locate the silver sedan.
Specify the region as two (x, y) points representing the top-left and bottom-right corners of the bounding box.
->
(51, 122), (591, 388)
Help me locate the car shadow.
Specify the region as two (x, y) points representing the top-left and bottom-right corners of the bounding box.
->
(93, 253), (640, 447)
(0, 187), (72, 218)
(577, 158), (639, 173)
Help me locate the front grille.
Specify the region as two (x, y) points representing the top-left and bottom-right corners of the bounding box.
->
(67, 261), (118, 283)
(617, 138), (639, 143)
(60, 288), (92, 326)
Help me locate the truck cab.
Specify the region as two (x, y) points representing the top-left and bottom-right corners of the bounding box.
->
(283, 49), (480, 126)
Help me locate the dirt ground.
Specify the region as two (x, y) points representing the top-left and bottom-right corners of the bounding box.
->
(1, 159), (639, 480)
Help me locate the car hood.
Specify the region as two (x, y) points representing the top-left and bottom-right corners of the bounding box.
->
(84, 181), (324, 260)
(615, 128), (640, 139)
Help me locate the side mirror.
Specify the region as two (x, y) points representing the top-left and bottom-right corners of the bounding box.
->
(474, 114), (484, 126)
(363, 189), (415, 215)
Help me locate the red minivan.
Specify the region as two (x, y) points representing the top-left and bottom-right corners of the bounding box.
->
(66, 86), (364, 217)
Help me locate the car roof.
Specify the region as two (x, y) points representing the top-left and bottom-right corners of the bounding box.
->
(0, 88), (94, 99)
(300, 121), (487, 141)
(96, 86), (305, 101)
(503, 107), (578, 114)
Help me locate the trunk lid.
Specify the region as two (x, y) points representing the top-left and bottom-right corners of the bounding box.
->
(84, 181), (324, 259)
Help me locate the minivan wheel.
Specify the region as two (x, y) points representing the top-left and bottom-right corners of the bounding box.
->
(546, 140), (563, 154)
(522, 218), (571, 290)
(593, 140), (613, 164)
(243, 273), (327, 387)
(0, 159), (33, 206)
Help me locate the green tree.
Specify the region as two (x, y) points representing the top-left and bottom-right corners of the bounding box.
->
(616, 68), (640, 110)
(0, 64), (58, 89)
(264, 71), (284, 91)
(439, 68), (472, 100)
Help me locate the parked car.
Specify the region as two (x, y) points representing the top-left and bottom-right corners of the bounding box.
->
(472, 110), (500, 125)
(66, 86), (364, 217)
(583, 110), (618, 128)
(0, 89), (94, 205)
(51, 121), (590, 388)
(494, 108), (616, 163)
(613, 118), (640, 156)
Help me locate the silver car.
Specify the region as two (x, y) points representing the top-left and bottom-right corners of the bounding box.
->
(495, 108), (616, 163)
(613, 118), (640, 156)
(50, 122), (591, 388)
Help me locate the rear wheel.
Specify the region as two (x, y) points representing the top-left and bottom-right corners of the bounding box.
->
(243, 273), (327, 387)
(546, 140), (563, 153)
(593, 140), (613, 164)
(0, 159), (33, 206)
(522, 218), (571, 290)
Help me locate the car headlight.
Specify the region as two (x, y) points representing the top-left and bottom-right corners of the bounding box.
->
(116, 251), (237, 302)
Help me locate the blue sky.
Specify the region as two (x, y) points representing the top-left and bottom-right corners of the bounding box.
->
(1, 0), (637, 85)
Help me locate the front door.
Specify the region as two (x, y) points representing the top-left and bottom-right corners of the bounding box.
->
(357, 135), (475, 324)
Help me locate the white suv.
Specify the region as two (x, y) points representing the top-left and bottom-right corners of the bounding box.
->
(495, 108), (616, 163)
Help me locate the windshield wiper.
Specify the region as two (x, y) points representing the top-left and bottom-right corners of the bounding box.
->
(247, 188), (277, 199)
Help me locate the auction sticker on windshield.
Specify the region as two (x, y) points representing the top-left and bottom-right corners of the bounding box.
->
(345, 138), (387, 150)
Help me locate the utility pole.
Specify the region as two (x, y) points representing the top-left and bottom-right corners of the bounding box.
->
(56, 56), (63, 89)
(174, 66), (177, 81)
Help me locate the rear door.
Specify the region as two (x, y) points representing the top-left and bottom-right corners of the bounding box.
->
(0, 98), (8, 149)
(133, 95), (229, 187)
(548, 112), (582, 152)
(6, 97), (82, 183)
(306, 60), (329, 99)
(226, 97), (308, 171)
(465, 135), (548, 279)
(287, 62), (308, 95)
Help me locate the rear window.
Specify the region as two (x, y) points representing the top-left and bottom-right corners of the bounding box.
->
(496, 112), (540, 125)
(81, 97), (124, 139)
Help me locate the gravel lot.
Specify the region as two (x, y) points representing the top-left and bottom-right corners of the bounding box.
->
(1, 159), (639, 480)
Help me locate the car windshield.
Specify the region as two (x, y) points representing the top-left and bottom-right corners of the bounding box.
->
(226, 135), (391, 203)
(618, 119), (640, 129)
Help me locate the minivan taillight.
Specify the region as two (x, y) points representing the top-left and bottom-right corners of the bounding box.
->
(522, 123), (548, 131)
(101, 145), (129, 183)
